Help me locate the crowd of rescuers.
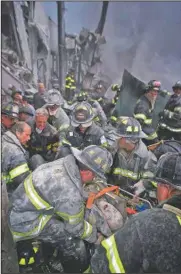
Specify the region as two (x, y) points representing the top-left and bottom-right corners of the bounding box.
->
(1, 76), (181, 273)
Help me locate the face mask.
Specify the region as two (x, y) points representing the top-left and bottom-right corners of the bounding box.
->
(80, 170), (95, 184)
(36, 127), (43, 134)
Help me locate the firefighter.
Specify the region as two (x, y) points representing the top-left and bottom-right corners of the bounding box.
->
(158, 81), (181, 141)
(67, 102), (108, 149)
(45, 89), (70, 139)
(27, 108), (59, 162)
(1, 103), (19, 135)
(33, 83), (47, 110)
(8, 146), (112, 272)
(2, 121), (31, 193)
(19, 105), (34, 122)
(108, 117), (157, 191)
(73, 91), (107, 127)
(90, 152), (181, 273)
(152, 139), (181, 160)
(65, 68), (76, 103)
(104, 84), (121, 121)
(134, 80), (161, 145)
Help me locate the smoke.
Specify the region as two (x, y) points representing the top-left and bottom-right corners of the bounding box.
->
(102, 2), (181, 90)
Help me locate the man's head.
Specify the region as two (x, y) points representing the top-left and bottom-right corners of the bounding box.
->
(35, 108), (49, 131)
(11, 121), (31, 145)
(155, 153), (181, 202)
(12, 90), (23, 104)
(110, 117), (147, 152)
(71, 102), (94, 132)
(1, 104), (19, 129)
(172, 81), (181, 95)
(38, 82), (45, 93)
(145, 80), (161, 101)
(71, 145), (113, 183)
(19, 106), (34, 122)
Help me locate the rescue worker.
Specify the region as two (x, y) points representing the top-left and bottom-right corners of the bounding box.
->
(12, 90), (23, 106)
(27, 108), (59, 162)
(1, 103), (19, 135)
(19, 105), (34, 122)
(44, 89), (70, 139)
(8, 146), (113, 272)
(149, 139), (181, 160)
(65, 68), (76, 103)
(91, 152), (181, 273)
(108, 117), (157, 191)
(33, 83), (47, 110)
(134, 80), (161, 145)
(90, 83), (105, 106)
(2, 121), (31, 193)
(158, 81), (181, 141)
(104, 84), (121, 121)
(67, 102), (108, 149)
(73, 91), (107, 127)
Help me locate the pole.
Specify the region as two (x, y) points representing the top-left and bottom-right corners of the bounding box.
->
(57, 1), (65, 94)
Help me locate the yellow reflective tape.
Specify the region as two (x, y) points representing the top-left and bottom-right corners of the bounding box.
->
(33, 247), (39, 253)
(174, 106), (181, 113)
(24, 174), (51, 210)
(19, 258), (26, 265)
(113, 168), (139, 180)
(56, 207), (84, 225)
(126, 126), (139, 132)
(81, 221), (93, 239)
(9, 163), (29, 180)
(70, 86), (76, 89)
(144, 119), (152, 125)
(94, 116), (100, 122)
(28, 257), (35, 264)
(134, 113), (147, 121)
(151, 181), (158, 188)
(102, 235), (125, 273)
(83, 265), (91, 273)
(141, 171), (154, 179)
(94, 157), (102, 164)
(121, 118), (128, 125)
(176, 215), (181, 225)
(58, 124), (70, 132)
(111, 99), (115, 104)
(110, 116), (117, 121)
(146, 132), (158, 140)
(12, 215), (52, 241)
(159, 123), (181, 132)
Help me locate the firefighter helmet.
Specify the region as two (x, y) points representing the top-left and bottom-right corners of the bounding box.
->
(145, 80), (161, 92)
(172, 81), (181, 90)
(71, 102), (95, 127)
(155, 152), (181, 190)
(46, 90), (64, 106)
(1, 103), (19, 119)
(71, 145), (113, 179)
(109, 116), (147, 139)
(77, 91), (88, 102)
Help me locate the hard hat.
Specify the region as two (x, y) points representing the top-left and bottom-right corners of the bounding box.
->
(45, 90), (64, 106)
(77, 91), (88, 102)
(1, 103), (19, 119)
(71, 145), (113, 179)
(155, 152), (181, 190)
(19, 106), (34, 117)
(145, 80), (161, 92)
(71, 102), (95, 127)
(109, 116), (147, 139)
(172, 81), (181, 90)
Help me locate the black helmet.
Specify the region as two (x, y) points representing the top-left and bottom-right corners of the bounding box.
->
(145, 80), (161, 92)
(71, 102), (95, 127)
(77, 91), (88, 102)
(71, 145), (113, 179)
(109, 116), (147, 140)
(155, 152), (181, 190)
(172, 81), (181, 90)
(1, 103), (19, 119)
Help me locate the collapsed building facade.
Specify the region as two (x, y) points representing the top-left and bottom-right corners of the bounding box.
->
(1, 1), (112, 105)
